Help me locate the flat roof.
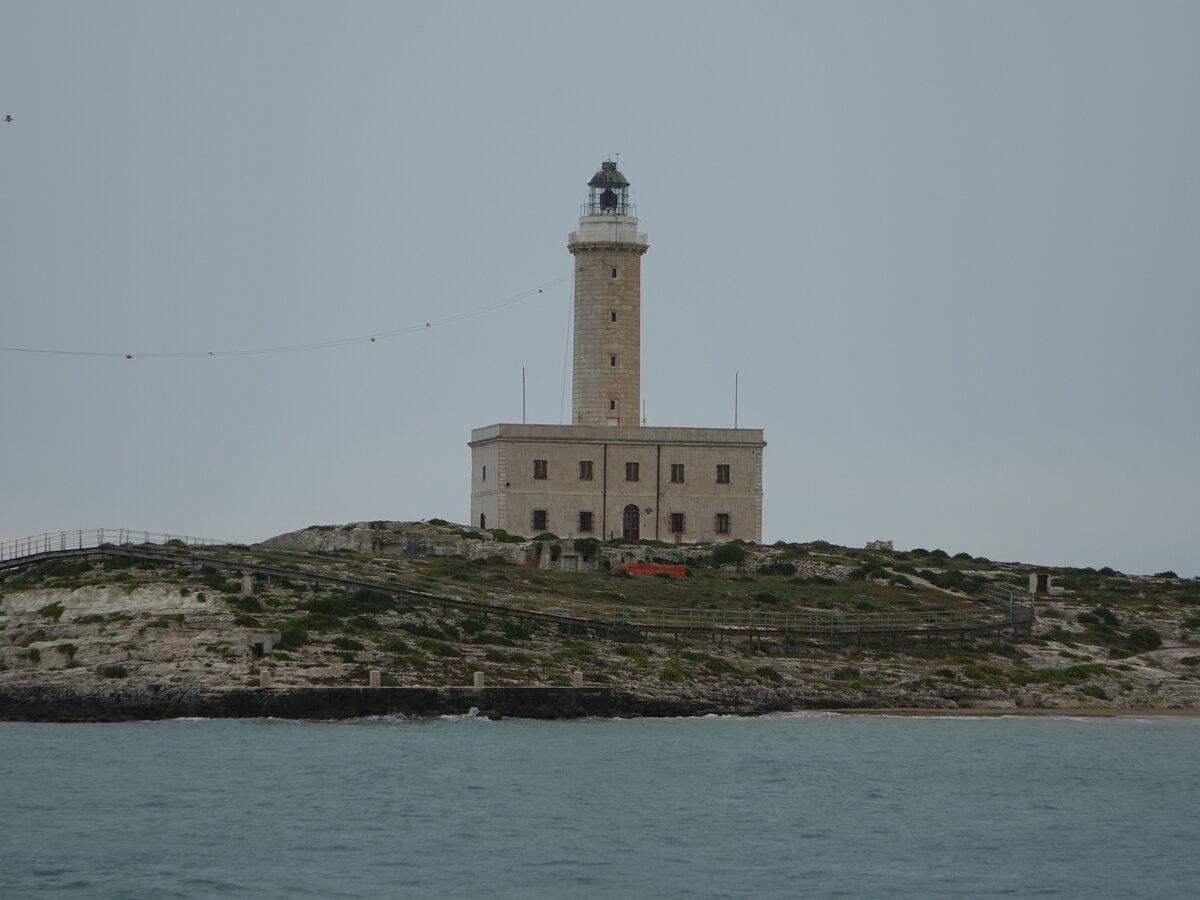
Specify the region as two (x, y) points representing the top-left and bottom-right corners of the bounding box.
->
(469, 423), (765, 448)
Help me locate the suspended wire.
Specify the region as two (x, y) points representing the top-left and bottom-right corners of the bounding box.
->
(0, 273), (572, 360)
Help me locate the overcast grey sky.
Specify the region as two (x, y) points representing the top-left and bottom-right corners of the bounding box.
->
(2, 1), (1197, 575)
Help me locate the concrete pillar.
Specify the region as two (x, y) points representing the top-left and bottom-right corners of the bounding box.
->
(571, 670), (584, 687)
(240, 575), (255, 597)
(258, 669), (272, 688)
(473, 670), (485, 689)
(369, 669), (382, 688)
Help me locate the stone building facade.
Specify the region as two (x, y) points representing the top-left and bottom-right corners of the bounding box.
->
(469, 161), (765, 543)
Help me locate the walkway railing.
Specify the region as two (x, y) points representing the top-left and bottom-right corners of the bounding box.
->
(0, 529), (1035, 638)
(0, 529), (228, 564)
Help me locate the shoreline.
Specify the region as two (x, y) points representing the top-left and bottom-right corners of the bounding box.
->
(2, 683), (1196, 723)
(827, 706), (1200, 718)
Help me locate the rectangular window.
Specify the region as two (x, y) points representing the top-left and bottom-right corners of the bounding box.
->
(609, 400), (617, 411)
(611, 267), (618, 278)
(670, 512), (685, 533)
(579, 511), (594, 532)
(611, 311), (617, 322)
(610, 356), (616, 367)
(670, 463), (685, 483)
(715, 513), (731, 534)
(579, 460), (593, 481)
(482, 465), (486, 482)
(533, 459), (548, 480)
(532, 510), (548, 531)
(625, 461), (639, 482)
(716, 464), (730, 484)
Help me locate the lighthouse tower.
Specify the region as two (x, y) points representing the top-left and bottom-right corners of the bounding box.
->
(469, 159), (764, 546)
(568, 161), (648, 427)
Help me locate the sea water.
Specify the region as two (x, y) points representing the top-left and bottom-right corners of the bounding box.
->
(2, 714), (1197, 899)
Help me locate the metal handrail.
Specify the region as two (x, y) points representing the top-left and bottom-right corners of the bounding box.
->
(0, 529), (227, 563)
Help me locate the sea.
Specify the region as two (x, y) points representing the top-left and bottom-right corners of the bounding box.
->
(2, 713), (1197, 899)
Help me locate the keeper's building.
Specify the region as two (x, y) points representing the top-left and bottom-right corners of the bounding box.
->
(469, 161), (764, 543)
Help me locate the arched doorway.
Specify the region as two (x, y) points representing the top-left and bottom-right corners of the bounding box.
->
(622, 504), (640, 540)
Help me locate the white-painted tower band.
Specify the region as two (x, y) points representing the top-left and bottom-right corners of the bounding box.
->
(568, 161), (648, 427)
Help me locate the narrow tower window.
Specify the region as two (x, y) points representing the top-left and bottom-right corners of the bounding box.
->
(533, 459), (548, 480)
(610, 356), (616, 367)
(480, 514), (486, 529)
(482, 465), (486, 482)
(715, 513), (731, 534)
(609, 400), (617, 411)
(533, 510), (548, 531)
(579, 511), (594, 532)
(611, 267), (618, 278)
(670, 513), (685, 533)
(579, 460), (593, 481)
(716, 464), (730, 484)
(625, 462), (639, 482)
(611, 311), (617, 322)
(670, 464), (685, 484)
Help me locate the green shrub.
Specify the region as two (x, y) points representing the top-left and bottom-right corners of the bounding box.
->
(573, 537), (600, 558)
(232, 614), (262, 628)
(460, 617), (487, 635)
(711, 542), (748, 567)
(229, 596), (262, 613)
(754, 591), (780, 605)
(502, 621), (532, 641)
(532, 532), (560, 541)
(347, 615), (383, 632)
(659, 659), (692, 683)
(753, 665), (783, 683)
(1092, 607), (1121, 628)
(1126, 626), (1162, 651)
(276, 627), (311, 650)
(833, 665), (860, 681)
(98, 664), (128, 679)
(331, 636), (364, 651)
(415, 637), (460, 657)
(489, 528), (527, 543)
(1078, 684), (1109, 701)
(508, 651), (536, 665)
(295, 612), (344, 632)
(38, 601), (65, 620)
(484, 648), (509, 663)
(617, 644), (649, 662)
(398, 621), (449, 640)
(1154, 571), (1179, 579)
(952, 552), (974, 561)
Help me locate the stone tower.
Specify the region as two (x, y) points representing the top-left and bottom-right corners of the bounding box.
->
(568, 161), (649, 427)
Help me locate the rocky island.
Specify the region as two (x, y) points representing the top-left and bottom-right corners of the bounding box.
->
(2, 522), (1197, 720)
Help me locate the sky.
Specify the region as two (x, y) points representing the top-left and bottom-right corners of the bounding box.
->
(2, 1), (1197, 576)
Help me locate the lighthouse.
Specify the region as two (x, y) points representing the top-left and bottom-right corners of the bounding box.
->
(469, 161), (764, 547)
(568, 160), (648, 427)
